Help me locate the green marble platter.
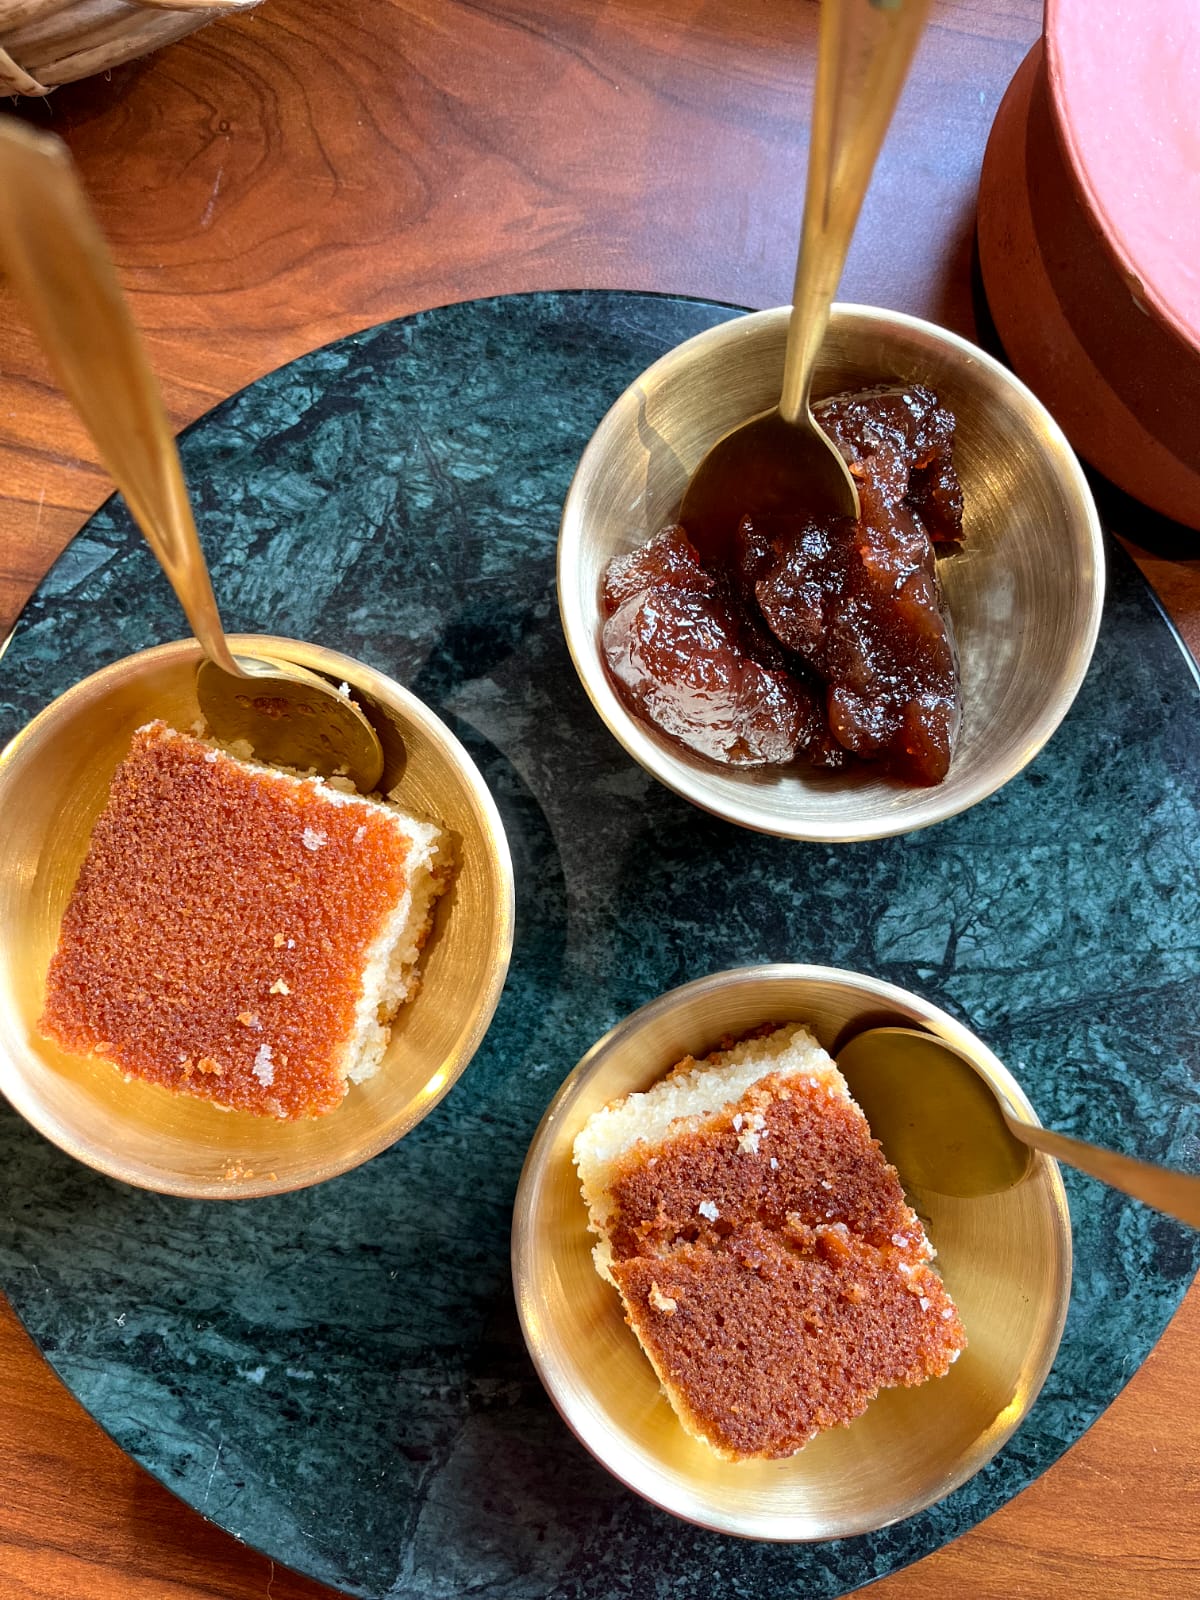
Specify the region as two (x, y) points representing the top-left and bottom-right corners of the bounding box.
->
(1, 292), (1199, 1599)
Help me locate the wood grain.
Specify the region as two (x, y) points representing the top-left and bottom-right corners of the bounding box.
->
(0, 1), (1197, 1596)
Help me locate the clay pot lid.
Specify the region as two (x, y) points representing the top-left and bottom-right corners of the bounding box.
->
(1047, 0), (1200, 353)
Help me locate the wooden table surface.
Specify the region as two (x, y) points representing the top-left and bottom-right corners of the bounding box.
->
(1, 2), (1197, 1597)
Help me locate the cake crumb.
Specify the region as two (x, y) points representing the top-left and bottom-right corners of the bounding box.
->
(237, 1012), (261, 1029)
(302, 827), (328, 851)
(736, 1109), (766, 1154)
(273, 932), (286, 948)
(648, 1282), (678, 1315)
(196, 1056), (223, 1076)
(697, 1200), (720, 1222)
(269, 978), (291, 996)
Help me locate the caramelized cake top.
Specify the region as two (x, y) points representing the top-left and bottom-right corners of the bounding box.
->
(40, 722), (418, 1118)
(602, 1069), (928, 1264)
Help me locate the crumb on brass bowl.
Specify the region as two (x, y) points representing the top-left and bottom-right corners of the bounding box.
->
(557, 304), (1105, 841)
(0, 635), (514, 1199)
(511, 963), (1071, 1539)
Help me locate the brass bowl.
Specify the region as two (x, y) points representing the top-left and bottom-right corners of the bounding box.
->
(558, 304), (1105, 840)
(512, 965), (1071, 1539)
(0, 636), (514, 1199)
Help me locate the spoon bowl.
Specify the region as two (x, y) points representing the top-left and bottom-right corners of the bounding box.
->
(837, 1027), (1034, 1199)
(839, 1026), (1200, 1228)
(677, 406), (858, 567)
(195, 655), (386, 782)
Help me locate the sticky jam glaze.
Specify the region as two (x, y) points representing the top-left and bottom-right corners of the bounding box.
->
(601, 385), (965, 785)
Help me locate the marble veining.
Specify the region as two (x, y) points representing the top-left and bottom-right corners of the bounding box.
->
(1, 292), (1198, 1599)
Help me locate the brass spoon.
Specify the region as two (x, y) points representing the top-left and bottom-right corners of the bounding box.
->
(837, 1026), (1200, 1228)
(678, 0), (932, 563)
(0, 121), (385, 792)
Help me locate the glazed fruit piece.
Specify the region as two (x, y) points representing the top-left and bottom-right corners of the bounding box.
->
(601, 526), (827, 767)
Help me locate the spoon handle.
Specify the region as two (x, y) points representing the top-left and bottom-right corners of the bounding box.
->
(1008, 1117), (1200, 1230)
(779, 0), (933, 425)
(0, 121), (242, 677)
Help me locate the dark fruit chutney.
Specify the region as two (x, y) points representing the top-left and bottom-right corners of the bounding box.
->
(600, 384), (965, 786)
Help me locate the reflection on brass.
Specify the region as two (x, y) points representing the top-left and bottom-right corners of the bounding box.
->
(512, 965), (1071, 1540)
(558, 303), (1105, 842)
(0, 636), (514, 1200)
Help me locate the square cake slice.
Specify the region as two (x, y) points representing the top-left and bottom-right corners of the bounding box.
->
(573, 1023), (966, 1459)
(40, 721), (449, 1119)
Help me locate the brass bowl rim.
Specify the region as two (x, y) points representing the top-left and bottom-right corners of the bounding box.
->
(0, 633), (516, 1199)
(511, 962), (1073, 1540)
(557, 301), (1107, 842)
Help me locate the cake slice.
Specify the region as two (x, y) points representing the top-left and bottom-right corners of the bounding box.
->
(40, 721), (450, 1119)
(573, 1023), (965, 1459)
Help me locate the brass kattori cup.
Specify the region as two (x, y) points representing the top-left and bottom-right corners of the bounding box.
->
(558, 303), (1105, 841)
(0, 636), (514, 1199)
(512, 964), (1071, 1539)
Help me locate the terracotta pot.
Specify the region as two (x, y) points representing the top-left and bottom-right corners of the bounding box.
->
(978, 1), (1200, 530)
